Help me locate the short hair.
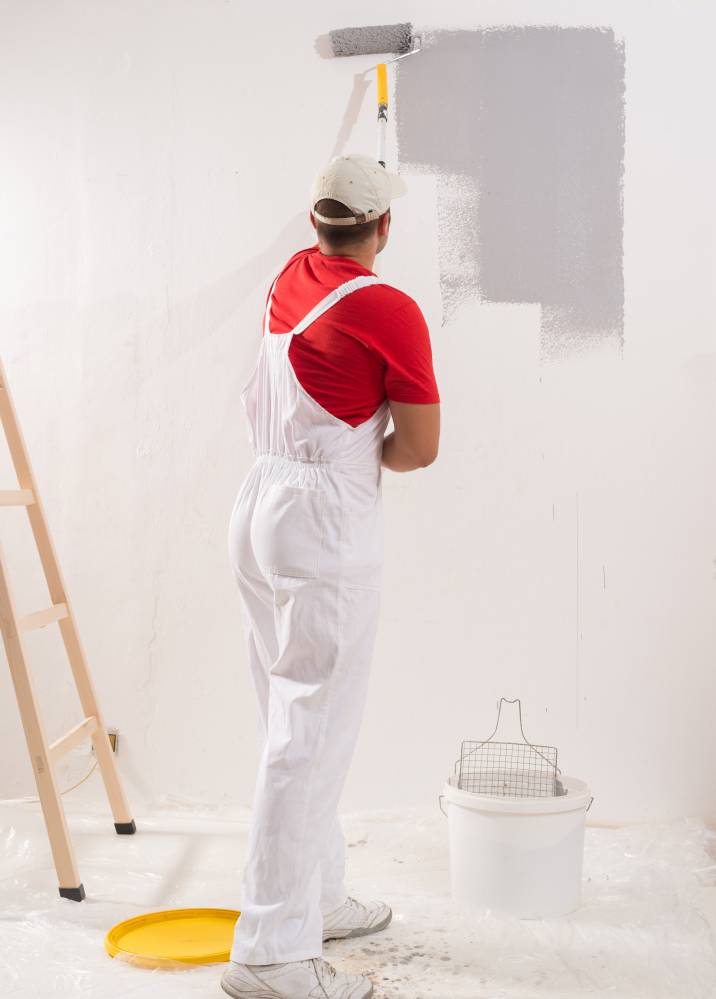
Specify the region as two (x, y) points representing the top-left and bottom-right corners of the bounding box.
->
(313, 198), (384, 249)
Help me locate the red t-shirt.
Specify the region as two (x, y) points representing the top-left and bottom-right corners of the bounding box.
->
(262, 245), (440, 427)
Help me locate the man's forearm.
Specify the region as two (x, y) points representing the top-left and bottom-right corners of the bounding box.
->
(381, 431), (432, 472)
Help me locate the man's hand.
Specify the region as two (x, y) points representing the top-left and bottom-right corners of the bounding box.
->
(381, 401), (440, 472)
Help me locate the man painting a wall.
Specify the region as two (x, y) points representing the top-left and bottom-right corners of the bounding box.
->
(222, 153), (441, 999)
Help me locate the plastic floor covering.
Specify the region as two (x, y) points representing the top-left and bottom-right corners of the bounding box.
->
(1, 785), (715, 999)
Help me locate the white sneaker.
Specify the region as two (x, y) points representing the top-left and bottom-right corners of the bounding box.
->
(322, 896), (392, 942)
(220, 956), (373, 998)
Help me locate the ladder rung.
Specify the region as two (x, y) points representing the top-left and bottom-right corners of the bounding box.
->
(48, 716), (99, 764)
(19, 602), (69, 632)
(0, 489), (35, 506)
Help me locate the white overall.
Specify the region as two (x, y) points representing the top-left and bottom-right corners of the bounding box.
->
(227, 274), (391, 965)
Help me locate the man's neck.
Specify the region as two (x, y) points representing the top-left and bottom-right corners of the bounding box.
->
(317, 244), (376, 275)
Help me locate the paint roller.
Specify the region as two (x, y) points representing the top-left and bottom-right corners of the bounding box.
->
(328, 23), (422, 167)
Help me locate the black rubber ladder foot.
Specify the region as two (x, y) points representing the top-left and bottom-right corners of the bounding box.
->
(59, 883), (86, 902)
(114, 819), (136, 835)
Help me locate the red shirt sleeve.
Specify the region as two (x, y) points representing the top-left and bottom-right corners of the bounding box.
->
(261, 249), (312, 329)
(378, 297), (441, 405)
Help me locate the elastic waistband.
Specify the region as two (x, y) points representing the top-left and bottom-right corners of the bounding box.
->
(254, 451), (377, 470)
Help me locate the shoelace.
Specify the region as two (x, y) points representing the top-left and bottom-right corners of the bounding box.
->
(312, 957), (337, 993)
(346, 896), (368, 915)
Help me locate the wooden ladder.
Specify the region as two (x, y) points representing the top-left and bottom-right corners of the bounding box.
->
(0, 356), (136, 901)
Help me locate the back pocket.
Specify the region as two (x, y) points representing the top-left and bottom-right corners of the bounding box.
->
(251, 483), (326, 578)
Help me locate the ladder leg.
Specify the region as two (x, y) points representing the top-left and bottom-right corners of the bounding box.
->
(0, 361), (135, 835)
(59, 615), (136, 833)
(0, 546), (85, 900)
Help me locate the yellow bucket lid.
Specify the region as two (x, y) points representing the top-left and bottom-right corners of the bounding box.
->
(104, 907), (241, 970)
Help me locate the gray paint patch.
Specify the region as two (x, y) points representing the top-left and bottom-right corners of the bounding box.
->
(395, 27), (625, 357)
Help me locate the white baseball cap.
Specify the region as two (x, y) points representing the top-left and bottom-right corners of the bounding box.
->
(310, 153), (408, 226)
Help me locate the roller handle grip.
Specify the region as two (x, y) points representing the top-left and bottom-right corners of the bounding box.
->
(376, 64), (388, 167)
(376, 63), (388, 107)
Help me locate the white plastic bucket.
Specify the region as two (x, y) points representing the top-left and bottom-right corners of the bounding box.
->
(441, 774), (593, 919)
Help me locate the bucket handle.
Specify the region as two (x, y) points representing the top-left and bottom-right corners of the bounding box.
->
(586, 795), (594, 812)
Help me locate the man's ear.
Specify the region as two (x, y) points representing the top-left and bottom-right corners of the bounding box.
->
(309, 211), (317, 231)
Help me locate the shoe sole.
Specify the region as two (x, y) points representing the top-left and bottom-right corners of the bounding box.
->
(322, 907), (393, 942)
(221, 976), (373, 999)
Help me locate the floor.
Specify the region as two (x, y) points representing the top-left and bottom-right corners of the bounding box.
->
(1, 783), (715, 999)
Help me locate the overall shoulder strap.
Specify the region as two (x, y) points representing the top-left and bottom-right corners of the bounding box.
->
(263, 272), (282, 336)
(291, 276), (382, 336)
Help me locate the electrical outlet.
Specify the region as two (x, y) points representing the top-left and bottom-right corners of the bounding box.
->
(92, 729), (119, 755)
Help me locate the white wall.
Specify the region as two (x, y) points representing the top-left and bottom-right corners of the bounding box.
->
(1, 0), (714, 823)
